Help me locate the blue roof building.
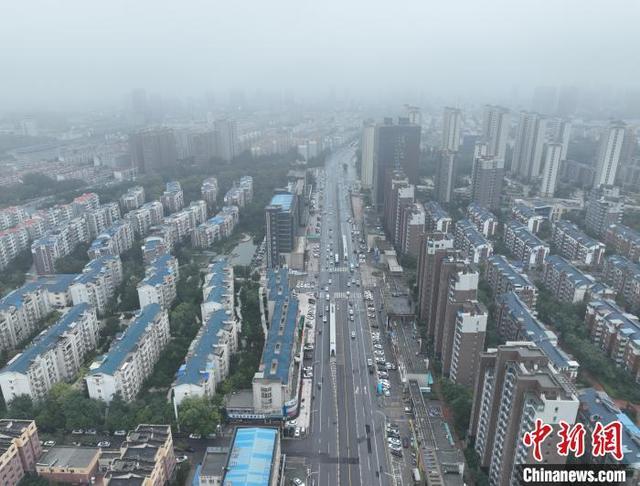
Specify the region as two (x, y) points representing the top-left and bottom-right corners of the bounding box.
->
(85, 304), (169, 402)
(222, 427), (280, 486)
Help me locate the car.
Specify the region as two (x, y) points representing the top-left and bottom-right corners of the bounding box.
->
(294, 428), (301, 438)
(85, 429), (97, 435)
(386, 362), (396, 370)
(390, 448), (403, 457)
(387, 431), (400, 439)
(189, 433), (202, 440)
(287, 419), (297, 427)
(404, 406), (413, 414)
(114, 430), (126, 436)
(97, 441), (111, 448)
(374, 344), (383, 350)
(292, 479), (305, 486)
(384, 389), (391, 397)
(351, 331), (356, 339)
(43, 440), (56, 447)
(350, 315), (354, 321)
(71, 429), (84, 435)
(388, 438), (402, 447)
(176, 455), (189, 463)
(402, 437), (410, 448)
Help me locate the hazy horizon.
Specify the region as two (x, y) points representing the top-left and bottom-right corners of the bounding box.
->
(1, 0), (639, 111)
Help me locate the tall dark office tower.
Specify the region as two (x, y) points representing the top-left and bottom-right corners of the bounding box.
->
(371, 117), (421, 208)
(434, 149), (456, 204)
(214, 118), (238, 162)
(129, 127), (178, 174)
(471, 150), (504, 211)
(265, 193), (297, 268)
(416, 232), (455, 331)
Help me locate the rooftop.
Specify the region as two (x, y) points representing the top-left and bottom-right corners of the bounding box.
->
(545, 255), (595, 289)
(223, 428), (278, 486)
(500, 292), (578, 372)
(513, 203), (544, 220)
(468, 202), (497, 221)
(424, 201), (451, 221)
(488, 255), (534, 288)
(89, 304), (162, 376)
(175, 309), (230, 386)
(554, 220), (604, 249)
(75, 256), (119, 285)
(260, 291), (298, 384)
(506, 220), (548, 248)
(37, 446), (99, 469)
(4, 304), (92, 374)
(607, 224), (640, 244)
(140, 254), (176, 287)
(456, 219), (491, 248)
(268, 193), (294, 212)
(588, 299), (640, 343)
(579, 388), (640, 466)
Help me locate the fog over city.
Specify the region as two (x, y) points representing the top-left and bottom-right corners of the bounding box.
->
(2, 0), (639, 110)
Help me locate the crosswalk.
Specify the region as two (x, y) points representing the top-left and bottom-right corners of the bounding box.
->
(333, 291), (362, 300)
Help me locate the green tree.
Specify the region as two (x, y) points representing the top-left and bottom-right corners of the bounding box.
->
(178, 396), (221, 435)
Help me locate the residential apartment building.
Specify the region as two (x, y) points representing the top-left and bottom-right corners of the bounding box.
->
(602, 255), (640, 311)
(389, 201), (423, 259)
(360, 121), (375, 189)
(471, 153), (504, 211)
(0, 304), (99, 401)
(0, 419), (42, 486)
(105, 424), (176, 485)
(125, 201), (164, 237)
(442, 107), (462, 152)
(265, 193), (297, 268)
(223, 176), (253, 208)
(511, 204), (545, 234)
(469, 343), (579, 486)
(585, 185), (624, 237)
(0, 227), (30, 270)
(539, 142), (563, 197)
(32, 218), (90, 275)
(137, 254), (179, 310)
(577, 388), (640, 482)
(594, 122), (626, 187)
(503, 220), (549, 269)
(481, 105), (510, 160)
(512, 111), (548, 180)
(585, 299), (640, 382)
(129, 127), (178, 174)
(604, 224), (640, 263)
(552, 220), (605, 266)
(87, 220), (135, 259)
(417, 232), (455, 327)
(201, 177), (219, 212)
(161, 181), (184, 214)
(454, 219), (493, 265)
(252, 269), (301, 419)
(86, 203), (121, 238)
(0, 284), (51, 351)
(434, 150), (456, 204)
(542, 255), (613, 304)
(72, 192), (100, 216)
(142, 236), (168, 265)
(424, 201), (452, 234)
(86, 304), (170, 402)
(0, 206), (28, 231)
(192, 206), (239, 249)
(69, 256), (123, 316)
(448, 301), (487, 388)
(382, 170), (413, 250)
(496, 292), (579, 379)
(119, 186), (145, 211)
(485, 255), (538, 310)
(467, 203), (498, 238)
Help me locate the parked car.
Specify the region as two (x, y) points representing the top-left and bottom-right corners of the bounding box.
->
(71, 429), (84, 435)
(113, 430), (126, 436)
(188, 433), (202, 440)
(176, 455), (189, 463)
(97, 441), (111, 448)
(43, 441), (56, 447)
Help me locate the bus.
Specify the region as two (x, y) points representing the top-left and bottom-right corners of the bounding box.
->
(412, 468), (422, 485)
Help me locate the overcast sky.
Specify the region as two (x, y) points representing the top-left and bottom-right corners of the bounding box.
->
(1, 0), (639, 111)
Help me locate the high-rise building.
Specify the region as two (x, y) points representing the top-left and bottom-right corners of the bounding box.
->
(585, 185), (624, 237)
(434, 150), (456, 204)
(547, 118), (572, 161)
(191, 130), (217, 165)
(594, 122), (626, 187)
(372, 117), (421, 207)
(161, 181), (184, 214)
(512, 111), (548, 180)
(360, 121), (375, 189)
(382, 170), (413, 248)
(0, 419), (42, 486)
(469, 343), (579, 486)
(214, 118), (238, 161)
(539, 142), (563, 197)
(416, 232), (455, 328)
(129, 127), (178, 174)
(119, 186), (145, 211)
(481, 105), (510, 160)
(265, 193), (297, 268)
(201, 177), (219, 212)
(471, 153), (504, 211)
(442, 107), (462, 152)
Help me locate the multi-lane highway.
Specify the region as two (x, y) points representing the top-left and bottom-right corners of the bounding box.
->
(284, 147), (394, 486)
